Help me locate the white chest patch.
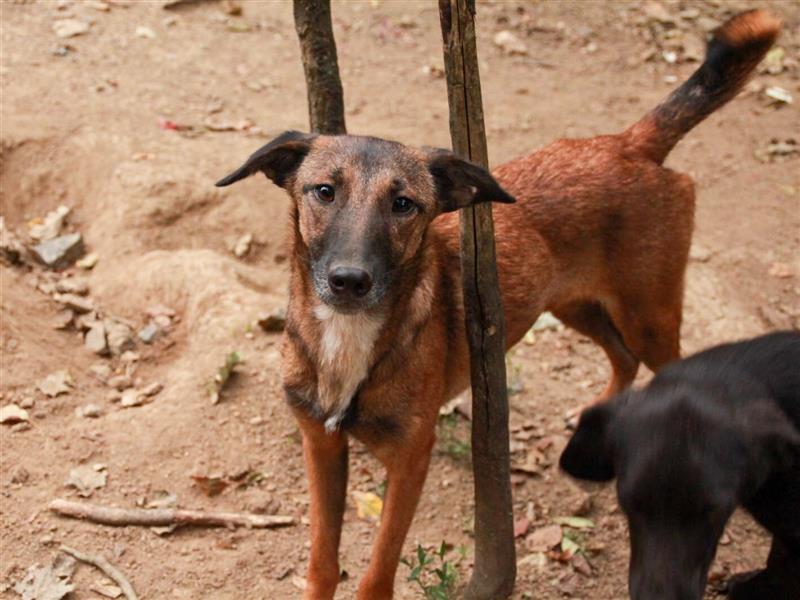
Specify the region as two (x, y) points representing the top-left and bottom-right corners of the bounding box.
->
(313, 304), (384, 432)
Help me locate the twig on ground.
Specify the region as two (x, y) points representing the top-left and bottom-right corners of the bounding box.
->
(59, 545), (138, 600)
(49, 498), (295, 529)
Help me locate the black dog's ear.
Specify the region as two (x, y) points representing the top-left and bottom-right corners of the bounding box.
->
(559, 399), (621, 482)
(216, 130), (316, 189)
(739, 401), (800, 469)
(427, 150), (515, 213)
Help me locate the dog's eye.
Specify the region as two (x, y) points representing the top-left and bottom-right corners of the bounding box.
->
(392, 197), (416, 215)
(314, 184), (335, 203)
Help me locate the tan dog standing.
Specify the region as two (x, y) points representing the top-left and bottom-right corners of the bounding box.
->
(217, 11), (778, 599)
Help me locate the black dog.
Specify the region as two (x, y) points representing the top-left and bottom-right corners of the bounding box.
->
(560, 331), (800, 600)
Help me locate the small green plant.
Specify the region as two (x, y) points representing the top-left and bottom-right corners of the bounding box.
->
(374, 479), (387, 499)
(401, 542), (461, 600)
(208, 351), (243, 404)
(436, 414), (471, 464)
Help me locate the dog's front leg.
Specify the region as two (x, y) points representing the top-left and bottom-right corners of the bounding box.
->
(297, 416), (349, 600)
(357, 427), (436, 600)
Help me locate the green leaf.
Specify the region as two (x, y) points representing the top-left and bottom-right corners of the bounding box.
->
(553, 516), (595, 529)
(561, 536), (581, 557)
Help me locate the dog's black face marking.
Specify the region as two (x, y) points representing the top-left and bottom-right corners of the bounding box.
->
(217, 131), (515, 313)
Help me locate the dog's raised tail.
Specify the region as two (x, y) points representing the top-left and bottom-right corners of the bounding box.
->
(626, 9), (780, 164)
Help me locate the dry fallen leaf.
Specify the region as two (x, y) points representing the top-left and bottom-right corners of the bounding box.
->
(14, 554), (76, 600)
(191, 474), (229, 497)
(64, 465), (107, 497)
(352, 491), (383, 522)
(513, 517), (530, 538)
(526, 524), (562, 552)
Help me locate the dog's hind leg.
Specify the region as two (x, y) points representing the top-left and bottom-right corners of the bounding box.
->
(297, 416), (349, 600)
(553, 301), (640, 403)
(357, 428), (436, 600)
(616, 303), (682, 374)
(728, 538), (800, 600)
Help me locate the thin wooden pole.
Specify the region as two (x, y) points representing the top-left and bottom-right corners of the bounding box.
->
(293, 0), (346, 135)
(438, 0), (516, 598)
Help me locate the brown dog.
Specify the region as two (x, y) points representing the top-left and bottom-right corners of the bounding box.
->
(217, 10), (778, 599)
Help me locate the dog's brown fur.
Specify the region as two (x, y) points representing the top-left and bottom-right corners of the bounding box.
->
(217, 11), (779, 599)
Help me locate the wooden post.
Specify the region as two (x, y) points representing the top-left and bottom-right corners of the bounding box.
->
(438, 0), (516, 598)
(293, 0), (346, 135)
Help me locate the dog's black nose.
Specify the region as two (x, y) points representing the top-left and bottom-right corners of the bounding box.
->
(328, 267), (372, 298)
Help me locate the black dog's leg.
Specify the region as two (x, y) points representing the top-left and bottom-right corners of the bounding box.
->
(728, 538), (800, 600)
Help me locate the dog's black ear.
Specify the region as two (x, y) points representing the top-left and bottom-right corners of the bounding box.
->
(427, 150), (516, 213)
(216, 131), (316, 189)
(559, 399), (621, 482)
(739, 401), (800, 469)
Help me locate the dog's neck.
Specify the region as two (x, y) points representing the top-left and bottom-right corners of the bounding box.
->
(283, 209), (436, 432)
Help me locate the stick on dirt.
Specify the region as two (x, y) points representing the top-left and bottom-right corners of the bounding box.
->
(50, 498), (295, 529)
(60, 545), (139, 600)
(293, 0), (346, 135)
(438, 0), (516, 598)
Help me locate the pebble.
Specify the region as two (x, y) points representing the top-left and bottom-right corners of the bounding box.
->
(76, 252), (99, 269)
(28, 205), (70, 241)
(138, 322), (159, 344)
(104, 319), (135, 355)
(1, 217), (25, 265)
(120, 351), (140, 363)
(89, 363), (112, 382)
(642, 1), (675, 24)
(54, 292), (94, 314)
(19, 397), (35, 409)
(135, 26), (156, 39)
(77, 403), (103, 418)
(38, 370), (73, 397)
(0, 404), (29, 424)
(493, 30), (527, 56)
(233, 233), (253, 258)
(86, 0), (110, 11)
(85, 321), (109, 355)
(108, 374), (133, 391)
(120, 389), (144, 407)
(153, 314), (172, 329)
(53, 309), (75, 330)
(56, 276), (89, 295)
(11, 465), (30, 484)
(31, 233), (85, 270)
(53, 18), (90, 39)
(141, 382), (163, 397)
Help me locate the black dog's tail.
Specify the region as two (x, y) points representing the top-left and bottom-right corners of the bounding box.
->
(625, 9), (780, 164)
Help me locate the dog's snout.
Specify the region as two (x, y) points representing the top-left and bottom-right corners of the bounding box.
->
(328, 266), (373, 298)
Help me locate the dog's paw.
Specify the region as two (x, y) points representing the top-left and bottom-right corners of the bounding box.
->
(727, 568), (799, 600)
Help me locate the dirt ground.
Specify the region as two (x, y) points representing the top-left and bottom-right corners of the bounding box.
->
(1, 1), (798, 598)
